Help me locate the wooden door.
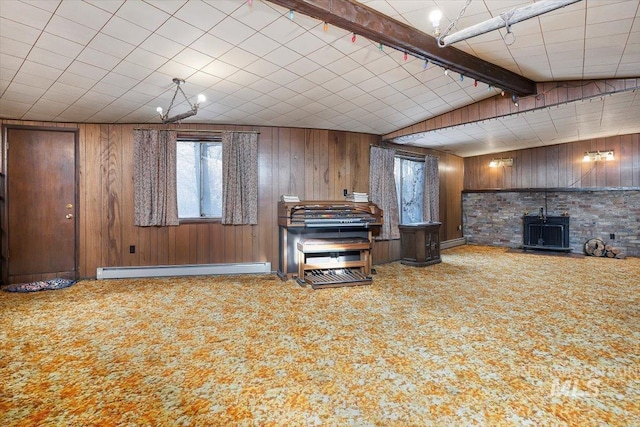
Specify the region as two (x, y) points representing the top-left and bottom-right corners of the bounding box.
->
(6, 128), (77, 284)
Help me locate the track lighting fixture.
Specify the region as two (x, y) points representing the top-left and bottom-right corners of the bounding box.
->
(156, 78), (205, 124)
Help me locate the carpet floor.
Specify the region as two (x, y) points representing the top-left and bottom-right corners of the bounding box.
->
(1, 245), (638, 426)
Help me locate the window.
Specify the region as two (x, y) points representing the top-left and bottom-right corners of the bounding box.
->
(394, 156), (425, 224)
(176, 138), (222, 219)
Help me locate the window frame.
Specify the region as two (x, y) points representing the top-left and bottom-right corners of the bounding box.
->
(394, 153), (426, 225)
(176, 134), (223, 224)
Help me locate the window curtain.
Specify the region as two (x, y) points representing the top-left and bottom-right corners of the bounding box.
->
(369, 146), (400, 240)
(423, 155), (440, 222)
(222, 131), (258, 225)
(133, 129), (179, 226)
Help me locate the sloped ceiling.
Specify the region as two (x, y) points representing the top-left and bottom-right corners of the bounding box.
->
(0, 0), (639, 156)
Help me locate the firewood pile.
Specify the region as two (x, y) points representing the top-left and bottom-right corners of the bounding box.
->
(584, 238), (625, 259)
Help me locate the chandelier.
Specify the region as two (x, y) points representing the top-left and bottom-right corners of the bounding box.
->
(156, 78), (205, 124)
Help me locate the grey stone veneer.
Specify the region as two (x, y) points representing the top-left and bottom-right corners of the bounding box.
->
(462, 189), (640, 256)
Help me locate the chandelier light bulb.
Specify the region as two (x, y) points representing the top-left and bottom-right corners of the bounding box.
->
(156, 107), (163, 114)
(429, 10), (442, 28)
(197, 94), (206, 103)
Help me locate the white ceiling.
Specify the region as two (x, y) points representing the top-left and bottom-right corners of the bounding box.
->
(0, 0), (639, 157)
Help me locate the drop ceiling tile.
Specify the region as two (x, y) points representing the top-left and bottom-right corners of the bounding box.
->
(259, 15), (308, 44)
(124, 48), (167, 70)
(174, 1), (224, 32)
(83, 0), (126, 14)
(377, 66), (413, 85)
(189, 34), (233, 59)
(67, 61), (109, 81)
(56, 0), (111, 30)
(262, 46), (302, 68)
(238, 32), (282, 57)
(2, 81), (45, 103)
(225, 69), (262, 87)
(336, 85), (366, 101)
(231, 1), (283, 31)
(0, 53), (24, 72)
(0, 17), (42, 45)
(0, 0), (52, 29)
(89, 33), (136, 59)
(112, 60), (154, 80)
(45, 82), (87, 101)
(138, 34), (184, 59)
(341, 66), (376, 85)
(324, 56), (361, 75)
(247, 77), (280, 95)
(12, 70), (57, 89)
(76, 47), (122, 71)
(306, 45), (345, 66)
(90, 81), (130, 98)
(102, 16), (152, 45)
(540, 8), (585, 31)
(157, 61), (197, 80)
(45, 15), (98, 45)
(587, 1), (639, 25)
(99, 72), (139, 91)
(22, 0), (61, 13)
(172, 48), (214, 70)
(20, 60), (64, 80)
(286, 77), (317, 94)
(0, 37), (32, 59)
(57, 70), (100, 90)
(155, 17), (204, 46)
(265, 67), (299, 86)
(286, 31), (326, 56)
(208, 16), (255, 45)
(287, 57), (322, 77)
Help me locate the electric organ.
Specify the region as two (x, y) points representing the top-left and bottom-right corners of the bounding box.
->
(277, 201), (383, 289)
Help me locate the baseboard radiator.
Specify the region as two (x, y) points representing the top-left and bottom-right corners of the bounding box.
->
(96, 262), (272, 280)
(441, 237), (467, 250)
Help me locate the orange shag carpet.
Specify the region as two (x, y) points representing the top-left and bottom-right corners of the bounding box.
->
(1, 245), (638, 426)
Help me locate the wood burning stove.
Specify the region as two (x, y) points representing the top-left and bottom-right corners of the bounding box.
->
(523, 210), (571, 252)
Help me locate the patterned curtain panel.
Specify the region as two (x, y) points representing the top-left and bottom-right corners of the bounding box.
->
(369, 146), (400, 240)
(133, 129), (179, 226)
(423, 155), (440, 222)
(222, 132), (258, 225)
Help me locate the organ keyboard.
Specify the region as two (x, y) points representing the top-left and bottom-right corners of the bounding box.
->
(277, 201), (383, 288)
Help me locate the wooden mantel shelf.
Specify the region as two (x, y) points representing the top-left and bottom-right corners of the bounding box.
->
(462, 187), (640, 193)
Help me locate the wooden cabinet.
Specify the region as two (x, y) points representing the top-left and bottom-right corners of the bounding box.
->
(399, 222), (441, 267)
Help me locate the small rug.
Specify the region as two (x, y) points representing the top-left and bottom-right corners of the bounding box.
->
(2, 278), (76, 293)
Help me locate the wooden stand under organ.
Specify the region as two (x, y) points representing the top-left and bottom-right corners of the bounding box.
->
(277, 201), (383, 289)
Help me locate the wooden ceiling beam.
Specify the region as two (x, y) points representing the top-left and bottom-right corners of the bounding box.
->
(266, 0), (537, 96)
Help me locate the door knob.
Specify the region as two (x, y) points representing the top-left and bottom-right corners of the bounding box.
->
(66, 213), (74, 219)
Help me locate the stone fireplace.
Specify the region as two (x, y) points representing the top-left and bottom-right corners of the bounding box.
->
(462, 188), (640, 256)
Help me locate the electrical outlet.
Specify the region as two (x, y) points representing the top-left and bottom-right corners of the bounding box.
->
(129, 245), (135, 254)
(609, 233), (615, 240)
(343, 189), (348, 196)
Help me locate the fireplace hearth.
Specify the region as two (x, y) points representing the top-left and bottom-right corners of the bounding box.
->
(523, 213), (571, 252)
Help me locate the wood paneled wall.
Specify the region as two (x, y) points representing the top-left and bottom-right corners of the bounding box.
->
(464, 134), (640, 190)
(2, 120), (464, 279)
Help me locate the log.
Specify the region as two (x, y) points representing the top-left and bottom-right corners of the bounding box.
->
(584, 238), (606, 256)
(615, 253), (626, 259)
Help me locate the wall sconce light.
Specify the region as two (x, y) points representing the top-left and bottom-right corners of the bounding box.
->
(583, 150), (614, 162)
(156, 78), (206, 124)
(489, 157), (514, 167)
